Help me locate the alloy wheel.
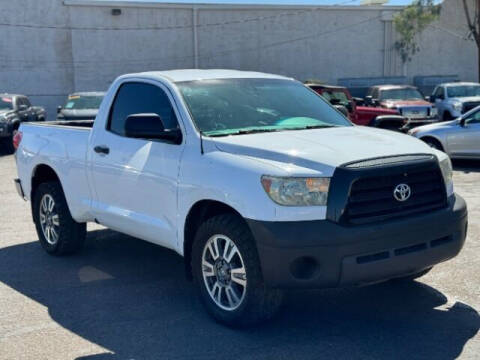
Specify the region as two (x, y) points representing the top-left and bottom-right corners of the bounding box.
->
(39, 194), (60, 245)
(201, 234), (247, 311)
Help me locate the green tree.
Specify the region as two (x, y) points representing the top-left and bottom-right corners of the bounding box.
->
(393, 0), (441, 71)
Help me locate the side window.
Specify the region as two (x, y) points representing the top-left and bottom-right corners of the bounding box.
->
(437, 87), (445, 99)
(15, 98), (23, 109)
(372, 88), (380, 99)
(108, 82), (179, 137)
(465, 110), (480, 124)
(23, 97), (31, 107)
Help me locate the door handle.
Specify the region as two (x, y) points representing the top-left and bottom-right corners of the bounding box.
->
(94, 145), (110, 155)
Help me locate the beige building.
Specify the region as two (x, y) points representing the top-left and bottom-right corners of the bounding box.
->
(0, 0), (476, 116)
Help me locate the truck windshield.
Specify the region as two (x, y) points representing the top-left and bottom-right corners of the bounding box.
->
(0, 97), (13, 111)
(64, 95), (104, 110)
(380, 88), (423, 101)
(177, 79), (351, 136)
(447, 85), (480, 98)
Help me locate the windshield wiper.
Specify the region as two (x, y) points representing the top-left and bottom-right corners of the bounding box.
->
(237, 128), (280, 135)
(206, 128), (280, 137)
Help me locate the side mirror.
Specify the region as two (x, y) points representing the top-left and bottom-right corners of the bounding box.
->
(460, 117), (467, 127)
(57, 106), (62, 114)
(427, 96), (433, 102)
(124, 113), (182, 144)
(365, 96), (373, 106)
(19, 104), (28, 111)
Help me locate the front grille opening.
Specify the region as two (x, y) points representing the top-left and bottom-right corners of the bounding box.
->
(431, 236), (453, 248)
(394, 243), (427, 256)
(344, 166), (447, 225)
(357, 251), (390, 264)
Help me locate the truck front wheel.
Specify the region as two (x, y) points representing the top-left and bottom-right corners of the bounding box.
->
(192, 214), (283, 327)
(33, 182), (86, 255)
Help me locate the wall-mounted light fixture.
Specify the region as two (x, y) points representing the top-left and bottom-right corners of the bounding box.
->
(111, 9), (122, 16)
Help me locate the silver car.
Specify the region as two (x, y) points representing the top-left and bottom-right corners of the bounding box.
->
(409, 105), (480, 159)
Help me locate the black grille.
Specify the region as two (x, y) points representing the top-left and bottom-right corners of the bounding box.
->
(463, 101), (480, 113)
(344, 167), (447, 225)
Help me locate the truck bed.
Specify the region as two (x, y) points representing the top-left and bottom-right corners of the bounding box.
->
(34, 120), (94, 129)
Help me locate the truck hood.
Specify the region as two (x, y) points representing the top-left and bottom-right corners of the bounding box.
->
(450, 96), (480, 103)
(381, 100), (431, 108)
(355, 106), (398, 115)
(58, 109), (98, 120)
(212, 126), (434, 173)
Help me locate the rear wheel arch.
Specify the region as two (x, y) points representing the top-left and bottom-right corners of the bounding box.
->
(30, 165), (64, 217)
(183, 200), (248, 280)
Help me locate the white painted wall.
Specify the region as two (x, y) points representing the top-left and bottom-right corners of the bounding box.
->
(0, 0), (475, 118)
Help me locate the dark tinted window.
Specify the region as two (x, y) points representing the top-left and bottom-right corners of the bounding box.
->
(23, 97), (31, 107)
(109, 83), (178, 137)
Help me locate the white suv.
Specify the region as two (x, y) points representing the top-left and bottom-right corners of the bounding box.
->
(431, 82), (480, 121)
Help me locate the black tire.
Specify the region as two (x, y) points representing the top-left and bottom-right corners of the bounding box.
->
(33, 182), (86, 255)
(391, 267), (433, 282)
(192, 214), (283, 327)
(422, 137), (444, 151)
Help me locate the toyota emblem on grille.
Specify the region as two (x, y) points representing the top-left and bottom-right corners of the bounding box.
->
(393, 184), (411, 202)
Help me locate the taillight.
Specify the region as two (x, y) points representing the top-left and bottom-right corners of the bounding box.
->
(13, 130), (23, 150)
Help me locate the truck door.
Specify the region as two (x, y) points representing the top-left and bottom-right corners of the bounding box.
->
(89, 81), (184, 250)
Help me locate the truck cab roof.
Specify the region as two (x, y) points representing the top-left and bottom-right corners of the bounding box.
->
(129, 69), (292, 83)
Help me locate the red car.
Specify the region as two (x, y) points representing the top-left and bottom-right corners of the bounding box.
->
(306, 83), (405, 130)
(364, 85), (438, 127)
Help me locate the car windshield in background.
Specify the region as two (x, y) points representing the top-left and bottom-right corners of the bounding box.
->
(64, 95), (103, 110)
(0, 97), (13, 111)
(177, 79), (351, 136)
(380, 88), (424, 101)
(320, 90), (350, 105)
(447, 85), (480, 98)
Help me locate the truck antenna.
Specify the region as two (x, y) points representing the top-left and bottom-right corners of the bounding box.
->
(200, 131), (204, 155)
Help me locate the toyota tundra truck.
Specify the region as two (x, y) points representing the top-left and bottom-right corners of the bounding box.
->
(14, 70), (467, 327)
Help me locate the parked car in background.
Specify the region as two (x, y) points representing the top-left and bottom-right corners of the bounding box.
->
(57, 92), (105, 121)
(431, 82), (480, 121)
(0, 94), (46, 153)
(14, 70), (467, 326)
(306, 83), (405, 131)
(409, 104), (480, 159)
(364, 85), (438, 128)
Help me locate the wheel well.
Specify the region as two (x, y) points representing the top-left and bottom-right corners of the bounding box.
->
(420, 136), (444, 151)
(31, 165), (61, 202)
(183, 200), (243, 280)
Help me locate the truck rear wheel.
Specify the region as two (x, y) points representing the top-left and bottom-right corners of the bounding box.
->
(33, 182), (86, 255)
(192, 214), (283, 327)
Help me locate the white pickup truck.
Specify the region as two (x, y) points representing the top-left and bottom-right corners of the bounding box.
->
(14, 70), (467, 326)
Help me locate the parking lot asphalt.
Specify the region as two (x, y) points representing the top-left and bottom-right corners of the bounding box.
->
(0, 147), (479, 360)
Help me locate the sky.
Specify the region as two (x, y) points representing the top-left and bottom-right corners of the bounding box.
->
(93, 0), (421, 5)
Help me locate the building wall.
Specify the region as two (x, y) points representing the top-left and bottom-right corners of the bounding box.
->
(0, 0), (475, 118)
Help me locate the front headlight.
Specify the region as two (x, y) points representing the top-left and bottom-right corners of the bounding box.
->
(439, 156), (453, 196)
(452, 101), (462, 112)
(261, 176), (330, 206)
